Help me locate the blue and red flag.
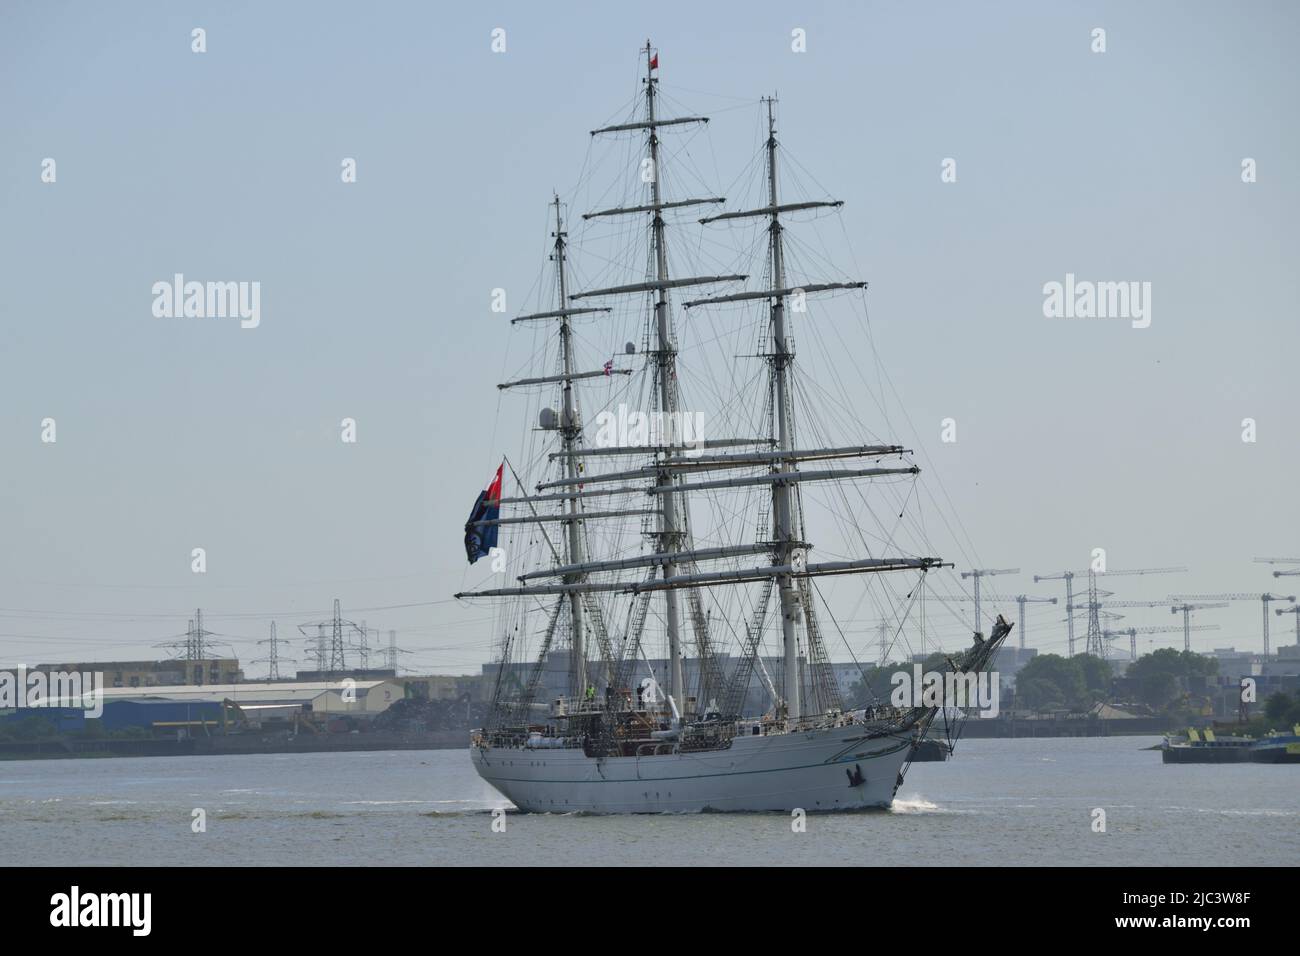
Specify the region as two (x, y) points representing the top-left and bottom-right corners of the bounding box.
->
(464, 462), (504, 564)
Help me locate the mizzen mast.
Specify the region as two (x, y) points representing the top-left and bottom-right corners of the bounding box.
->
(763, 97), (803, 724)
(688, 97), (892, 724)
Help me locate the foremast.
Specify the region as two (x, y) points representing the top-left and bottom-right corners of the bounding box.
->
(552, 197), (588, 698)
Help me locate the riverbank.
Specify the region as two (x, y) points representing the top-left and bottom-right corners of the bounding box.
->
(2, 715), (1194, 761)
(0, 730), (469, 761)
(957, 716), (1173, 737)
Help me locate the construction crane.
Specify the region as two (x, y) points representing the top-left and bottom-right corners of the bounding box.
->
(1066, 598), (1170, 658)
(1103, 624), (1221, 660)
(943, 591), (1055, 650)
(1168, 601), (1230, 651)
(1012, 595), (1056, 650)
(1066, 567), (1186, 657)
(1170, 593), (1297, 656)
(1255, 557), (1300, 578)
(1078, 567), (1188, 657)
(959, 568), (1019, 636)
(1070, 599), (1170, 610)
(1033, 570), (1080, 656)
(1035, 566), (1185, 658)
(1276, 605), (1300, 646)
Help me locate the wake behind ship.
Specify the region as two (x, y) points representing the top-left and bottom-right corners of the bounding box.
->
(456, 43), (1009, 813)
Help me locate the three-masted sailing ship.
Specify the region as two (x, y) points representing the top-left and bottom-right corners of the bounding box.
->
(457, 43), (1010, 812)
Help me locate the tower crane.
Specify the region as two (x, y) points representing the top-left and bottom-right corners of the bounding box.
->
(1063, 600), (1165, 658)
(1013, 595), (1056, 650)
(1254, 557), (1300, 578)
(1035, 566), (1185, 657)
(959, 568), (1019, 636)
(1071, 599), (1171, 611)
(1276, 605), (1300, 646)
(1167, 602), (1230, 651)
(1102, 623), (1221, 660)
(1079, 567), (1187, 658)
(940, 592), (1058, 652)
(1033, 570), (1079, 656)
(1170, 593), (1297, 655)
(1065, 599), (1156, 626)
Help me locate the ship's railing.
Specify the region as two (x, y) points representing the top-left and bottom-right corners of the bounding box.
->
(547, 693), (681, 721)
(483, 709), (910, 751)
(786, 705), (905, 733)
(478, 728), (586, 750)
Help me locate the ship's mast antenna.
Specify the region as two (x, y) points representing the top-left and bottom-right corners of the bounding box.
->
(763, 95), (802, 726)
(552, 193), (588, 698)
(645, 40), (687, 714)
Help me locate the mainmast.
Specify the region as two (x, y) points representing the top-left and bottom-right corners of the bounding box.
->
(762, 97), (802, 725)
(643, 41), (688, 715)
(552, 196), (587, 698)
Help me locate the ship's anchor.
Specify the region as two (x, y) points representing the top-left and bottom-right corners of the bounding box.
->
(845, 764), (865, 788)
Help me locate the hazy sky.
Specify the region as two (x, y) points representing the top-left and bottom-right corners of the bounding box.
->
(2, 1), (1297, 674)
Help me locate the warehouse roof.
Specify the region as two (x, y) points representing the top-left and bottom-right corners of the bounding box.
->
(48, 680), (396, 707)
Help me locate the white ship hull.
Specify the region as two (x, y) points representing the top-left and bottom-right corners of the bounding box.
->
(472, 723), (917, 813)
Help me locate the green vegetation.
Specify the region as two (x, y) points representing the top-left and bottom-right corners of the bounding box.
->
(0, 715), (58, 741)
(1014, 653), (1110, 712)
(845, 653), (950, 710)
(1243, 691), (1300, 736)
(1126, 648), (1218, 710)
(847, 648), (1228, 717)
(1014, 649), (1220, 715)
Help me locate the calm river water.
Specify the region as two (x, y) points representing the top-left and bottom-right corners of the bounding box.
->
(1, 736), (1295, 866)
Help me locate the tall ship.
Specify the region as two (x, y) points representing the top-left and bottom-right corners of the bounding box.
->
(457, 43), (1009, 812)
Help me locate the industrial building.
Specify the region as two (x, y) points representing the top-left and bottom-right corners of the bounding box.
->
(4, 679), (405, 738)
(78, 680), (406, 714)
(33, 658), (243, 688)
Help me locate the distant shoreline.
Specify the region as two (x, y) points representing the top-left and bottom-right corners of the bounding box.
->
(0, 729), (469, 762)
(1, 718), (1189, 763)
